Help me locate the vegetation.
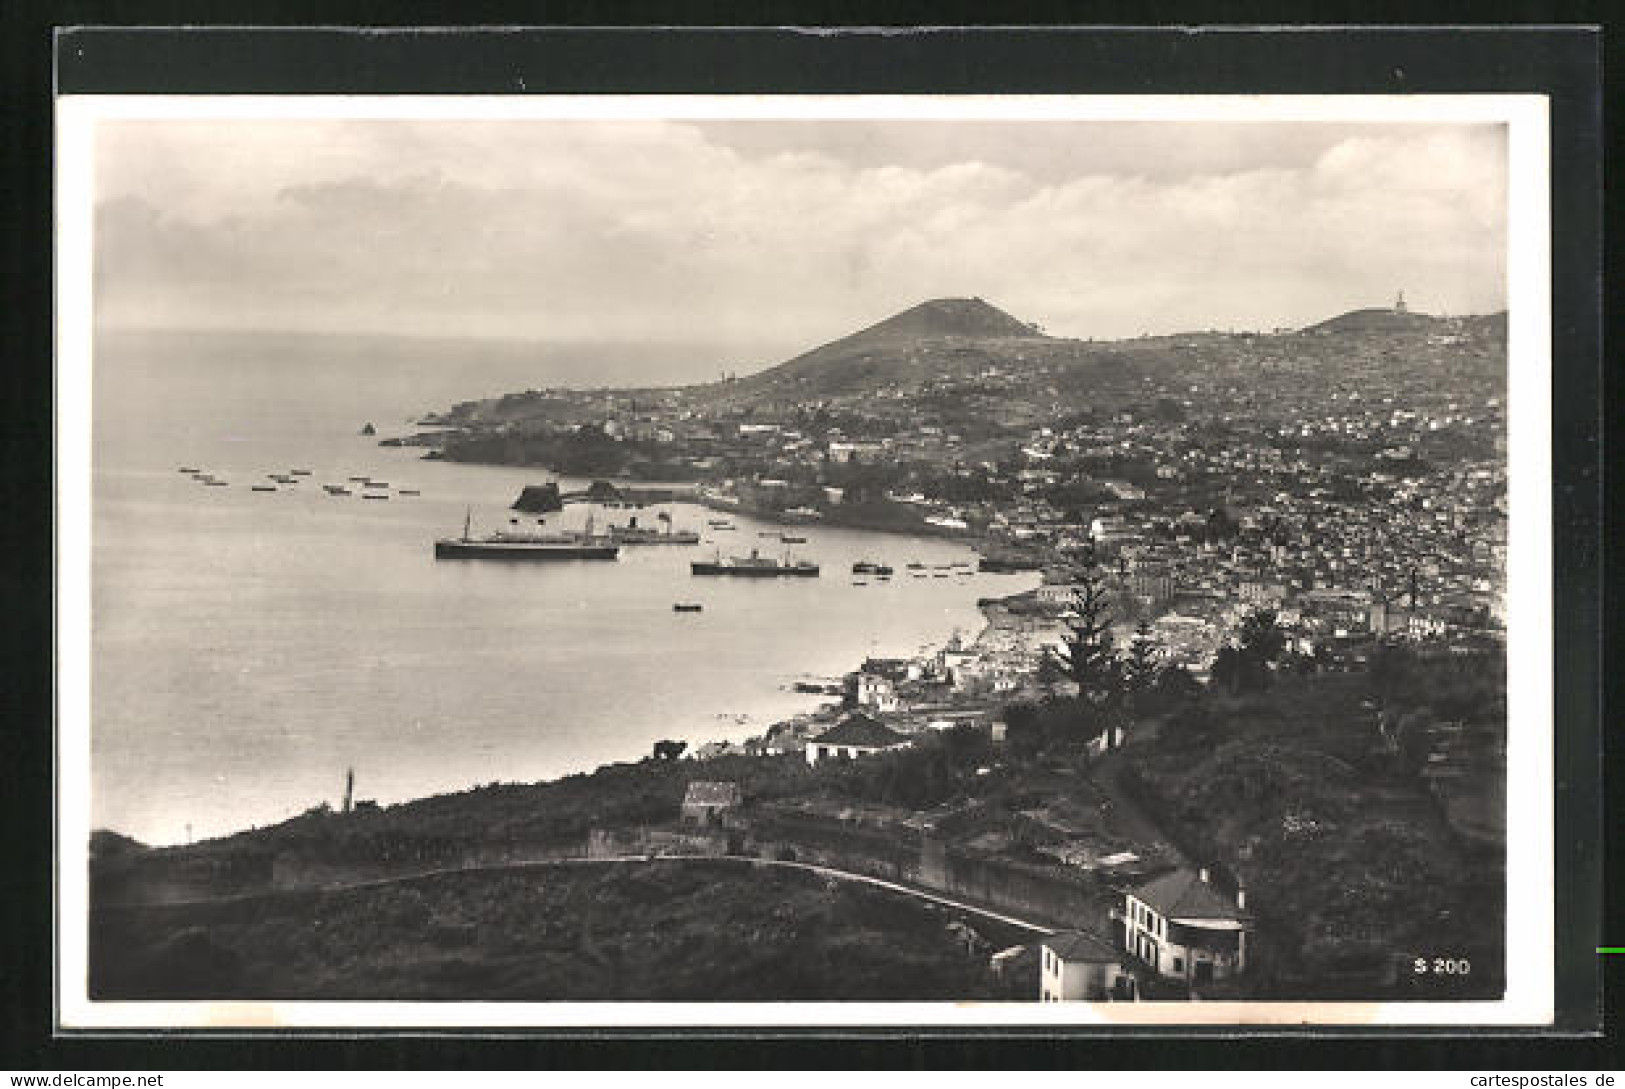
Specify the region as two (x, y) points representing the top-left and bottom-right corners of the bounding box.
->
(1210, 607), (1289, 694)
(1114, 649), (1505, 998)
(91, 860), (1001, 1001)
(814, 725), (994, 811)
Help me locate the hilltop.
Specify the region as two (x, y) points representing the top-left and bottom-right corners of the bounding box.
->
(1299, 305), (1500, 338)
(415, 294), (1506, 505)
(714, 297), (1077, 404)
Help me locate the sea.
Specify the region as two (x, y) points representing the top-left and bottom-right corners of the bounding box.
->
(89, 329), (1041, 846)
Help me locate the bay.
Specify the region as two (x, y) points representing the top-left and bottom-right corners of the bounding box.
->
(89, 329), (1038, 845)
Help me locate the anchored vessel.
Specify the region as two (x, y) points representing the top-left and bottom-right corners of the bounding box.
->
(977, 548), (1044, 573)
(609, 513), (701, 545)
(435, 510), (620, 561)
(852, 560), (894, 576)
(691, 547), (819, 578)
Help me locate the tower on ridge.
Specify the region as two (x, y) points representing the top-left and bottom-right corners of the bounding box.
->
(1394, 289), (1408, 314)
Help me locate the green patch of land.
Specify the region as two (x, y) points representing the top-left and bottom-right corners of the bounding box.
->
(91, 860), (1005, 1002)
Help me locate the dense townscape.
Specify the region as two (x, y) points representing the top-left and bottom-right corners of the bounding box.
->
(93, 297), (1508, 1004)
(423, 297), (1506, 681)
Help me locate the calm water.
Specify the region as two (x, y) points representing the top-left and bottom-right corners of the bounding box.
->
(90, 330), (1038, 845)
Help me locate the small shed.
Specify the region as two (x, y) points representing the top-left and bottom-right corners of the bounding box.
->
(681, 780), (742, 826)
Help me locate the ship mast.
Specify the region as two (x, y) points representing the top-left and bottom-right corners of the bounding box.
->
(463, 506), (472, 542)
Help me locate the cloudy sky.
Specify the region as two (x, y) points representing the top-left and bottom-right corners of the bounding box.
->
(93, 117), (1507, 361)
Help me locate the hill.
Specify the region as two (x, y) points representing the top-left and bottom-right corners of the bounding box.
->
(1300, 307), (1440, 337)
(722, 296), (1061, 401)
(90, 829), (148, 860)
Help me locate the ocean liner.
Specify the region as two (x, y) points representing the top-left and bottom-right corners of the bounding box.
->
(434, 510), (620, 561)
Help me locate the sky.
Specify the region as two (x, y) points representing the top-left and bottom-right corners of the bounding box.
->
(92, 117), (1508, 368)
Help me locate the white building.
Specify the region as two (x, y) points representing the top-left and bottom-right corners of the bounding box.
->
(804, 713), (912, 766)
(1117, 868), (1253, 987)
(853, 672), (900, 713)
(1039, 931), (1136, 1002)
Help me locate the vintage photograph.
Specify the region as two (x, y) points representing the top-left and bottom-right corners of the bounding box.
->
(57, 94), (1551, 1027)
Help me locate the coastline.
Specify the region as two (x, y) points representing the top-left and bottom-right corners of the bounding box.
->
(95, 578), (1033, 850)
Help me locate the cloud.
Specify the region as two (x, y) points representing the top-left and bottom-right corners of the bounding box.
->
(91, 118), (1507, 356)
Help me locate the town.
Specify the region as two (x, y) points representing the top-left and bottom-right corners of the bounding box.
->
(421, 296), (1506, 682)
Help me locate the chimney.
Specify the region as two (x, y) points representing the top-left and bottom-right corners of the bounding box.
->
(1198, 867), (1210, 884)
(1237, 886), (1247, 911)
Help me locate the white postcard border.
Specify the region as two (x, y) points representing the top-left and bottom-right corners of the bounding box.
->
(55, 91), (1553, 1030)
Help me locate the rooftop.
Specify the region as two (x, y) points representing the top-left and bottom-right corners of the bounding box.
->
(810, 713), (910, 750)
(1041, 930), (1123, 964)
(1130, 868), (1251, 922)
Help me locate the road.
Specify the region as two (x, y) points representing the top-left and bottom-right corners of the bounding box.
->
(100, 853), (1060, 936)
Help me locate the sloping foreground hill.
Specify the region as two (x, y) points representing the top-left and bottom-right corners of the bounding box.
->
(1115, 665), (1505, 1001)
(91, 859), (1006, 1001)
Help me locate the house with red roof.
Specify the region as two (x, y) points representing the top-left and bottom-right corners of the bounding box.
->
(805, 713), (912, 766)
(1116, 867), (1253, 986)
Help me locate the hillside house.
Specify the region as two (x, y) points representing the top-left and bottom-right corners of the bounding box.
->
(1116, 868), (1253, 986)
(805, 714), (912, 766)
(848, 671), (901, 713)
(1039, 930), (1136, 1002)
(680, 781), (742, 827)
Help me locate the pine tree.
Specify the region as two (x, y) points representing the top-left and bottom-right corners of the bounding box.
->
(1125, 619), (1161, 695)
(1044, 562), (1126, 748)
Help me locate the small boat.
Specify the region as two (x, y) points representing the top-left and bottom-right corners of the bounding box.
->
(852, 580), (868, 587)
(906, 562), (925, 570)
(707, 519), (734, 528)
(363, 493), (389, 500)
(270, 474), (294, 483)
(780, 534), (808, 544)
(251, 484), (277, 492)
(178, 467), (198, 474)
(348, 476), (369, 482)
(365, 480), (389, 488)
(933, 572), (949, 578)
(205, 480), (229, 487)
(290, 469), (312, 476)
(673, 603), (703, 613)
(398, 488), (421, 496)
(852, 560), (893, 576)
(323, 484), (351, 495)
